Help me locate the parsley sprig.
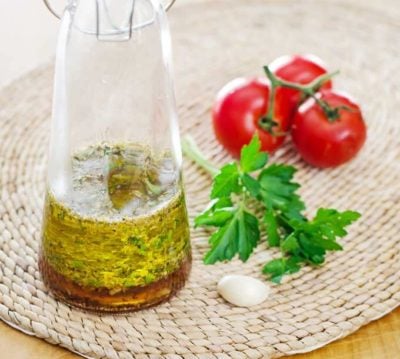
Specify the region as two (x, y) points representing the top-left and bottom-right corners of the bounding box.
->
(182, 135), (361, 283)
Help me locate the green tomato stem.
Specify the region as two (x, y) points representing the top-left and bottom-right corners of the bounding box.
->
(181, 135), (219, 177)
(262, 65), (342, 124)
(269, 69), (340, 93)
(265, 67), (280, 127)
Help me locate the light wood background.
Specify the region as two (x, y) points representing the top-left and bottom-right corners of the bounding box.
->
(1, 0), (398, 358)
(0, 0), (393, 87)
(1, 307), (399, 358)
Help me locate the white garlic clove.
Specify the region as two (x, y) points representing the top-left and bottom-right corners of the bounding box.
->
(217, 275), (270, 307)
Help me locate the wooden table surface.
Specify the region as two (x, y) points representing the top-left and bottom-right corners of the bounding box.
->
(1, 307), (399, 358)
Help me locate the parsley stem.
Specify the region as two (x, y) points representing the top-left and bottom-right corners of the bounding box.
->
(181, 135), (219, 177)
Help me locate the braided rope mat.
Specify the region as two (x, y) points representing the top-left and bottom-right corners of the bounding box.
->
(1, 0), (400, 358)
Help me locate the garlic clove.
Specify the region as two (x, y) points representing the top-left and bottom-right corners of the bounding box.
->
(217, 275), (270, 307)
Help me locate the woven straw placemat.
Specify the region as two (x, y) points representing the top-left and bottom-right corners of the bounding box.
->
(1, 0), (400, 358)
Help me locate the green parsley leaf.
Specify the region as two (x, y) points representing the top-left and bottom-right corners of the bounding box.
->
(241, 173), (261, 197)
(258, 164), (305, 224)
(289, 208), (361, 255)
(194, 198), (234, 228)
(265, 208), (361, 280)
(211, 163), (240, 199)
(204, 212), (239, 264)
(203, 208), (260, 264)
(238, 210), (260, 261)
(297, 234), (327, 264)
(281, 233), (300, 252)
(258, 164), (305, 221)
(195, 208), (234, 228)
(263, 256), (302, 283)
(240, 135), (268, 173)
(264, 210), (280, 247)
(213, 197), (234, 209)
(306, 208), (361, 238)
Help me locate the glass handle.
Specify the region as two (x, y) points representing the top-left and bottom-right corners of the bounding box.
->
(43, 0), (177, 19)
(43, 0), (62, 19)
(165, 0), (177, 11)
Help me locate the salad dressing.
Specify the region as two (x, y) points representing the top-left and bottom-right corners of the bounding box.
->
(40, 144), (191, 312)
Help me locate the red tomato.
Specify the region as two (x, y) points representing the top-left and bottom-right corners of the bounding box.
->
(212, 78), (290, 158)
(269, 54), (332, 120)
(291, 89), (367, 168)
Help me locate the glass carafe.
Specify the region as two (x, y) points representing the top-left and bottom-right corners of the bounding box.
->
(39, 0), (191, 313)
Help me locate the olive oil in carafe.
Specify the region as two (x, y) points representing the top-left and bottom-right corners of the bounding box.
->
(40, 143), (191, 313)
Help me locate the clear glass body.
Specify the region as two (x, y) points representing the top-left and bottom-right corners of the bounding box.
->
(39, 0), (191, 313)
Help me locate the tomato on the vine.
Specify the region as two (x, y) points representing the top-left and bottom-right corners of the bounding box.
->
(269, 54), (332, 120)
(212, 78), (290, 158)
(291, 89), (367, 168)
